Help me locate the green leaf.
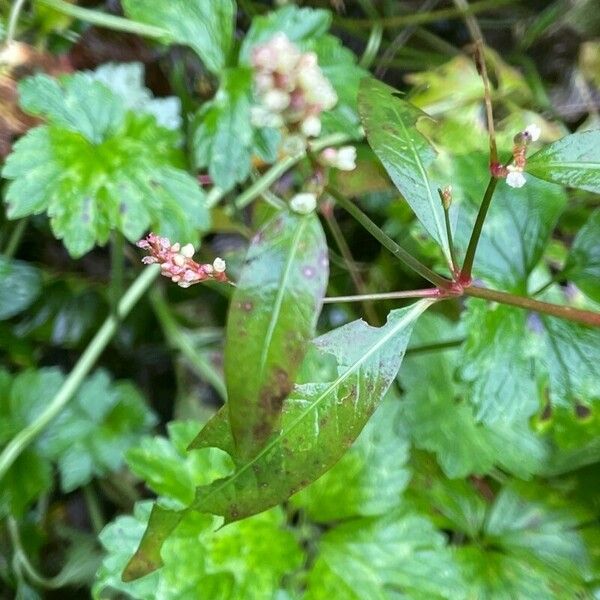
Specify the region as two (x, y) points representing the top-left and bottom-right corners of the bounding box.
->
(126, 420), (233, 507)
(526, 130), (600, 193)
(2, 73), (209, 257)
(305, 510), (465, 600)
(190, 301), (431, 523)
(42, 370), (156, 492)
(239, 5), (331, 62)
(122, 0), (235, 74)
(451, 153), (566, 292)
(101, 503), (303, 598)
(0, 256), (41, 320)
(291, 393), (411, 522)
(563, 208), (600, 303)
(224, 211), (329, 459)
(85, 62), (182, 130)
(191, 68), (259, 192)
(400, 313), (549, 478)
(358, 77), (452, 266)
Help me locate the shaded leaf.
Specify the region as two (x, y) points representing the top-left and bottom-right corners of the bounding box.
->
(359, 77), (452, 265)
(0, 256), (41, 320)
(527, 130), (600, 193)
(563, 208), (600, 303)
(224, 211), (328, 459)
(305, 510), (465, 600)
(122, 0), (235, 74)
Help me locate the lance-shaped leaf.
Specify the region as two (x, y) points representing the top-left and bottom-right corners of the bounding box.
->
(562, 208), (600, 303)
(358, 78), (452, 267)
(123, 301), (432, 581)
(526, 130), (600, 193)
(192, 300), (432, 521)
(224, 211), (329, 459)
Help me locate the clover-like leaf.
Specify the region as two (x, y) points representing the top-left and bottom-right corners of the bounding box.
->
(2, 73), (209, 257)
(224, 211), (328, 459)
(122, 0), (235, 74)
(526, 129), (600, 194)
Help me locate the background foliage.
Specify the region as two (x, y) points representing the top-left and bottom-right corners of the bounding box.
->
(0, 0), (599, 598)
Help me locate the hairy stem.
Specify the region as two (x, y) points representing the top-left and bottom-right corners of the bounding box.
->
(150, 290), (227, 400)
(465, 285), (600, 328)
(36, 0), (167, 38)
(326, 187), (453, 289)
(460, 176), (498, 282)
(323, 289), (442, 303)
(0, 266), (160, 483)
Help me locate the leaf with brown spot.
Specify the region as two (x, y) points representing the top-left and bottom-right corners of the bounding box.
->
(224, 211), (329, 460)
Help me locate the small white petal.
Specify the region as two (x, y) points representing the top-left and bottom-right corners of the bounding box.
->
(173, 253), (186, 267)
(335, 146), (357, 171)
(524, 123), (541, 142)
(263, 89), (290, 112)
(180, 243), (195, 258)
(290, 192), (317, 215)
(506, 170), (527, 188)
(213, 257), (227, 273)
(300, 115), (321, 137)
(170, 242), (181, 252)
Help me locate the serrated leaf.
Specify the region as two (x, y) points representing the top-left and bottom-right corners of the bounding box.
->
(126, 301), (431, 580)
(2, 73), (209, 257)
(122, 0), (235, 74)
(451, 153), (566, 292)
(103, 502), (303, 598)
(563, 208), (600, 302)
(359, 78), (452, 266)
(527, 130), (600, 193)
(0, 256), (41, 320)
(224, 211), (329, 459)
(239, 5), (332, 63)
(42, 370), (156, 492)
(400, 313), (549, 478)
(305, 510), (465, 600)
(291, 393), (410, 522)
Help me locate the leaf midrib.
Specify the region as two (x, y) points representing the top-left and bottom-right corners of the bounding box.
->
(196, 300), (432, 510)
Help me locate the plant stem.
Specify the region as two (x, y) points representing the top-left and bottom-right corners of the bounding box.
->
(326, 186), (453, 290)
(36, 0), (167, 38)
(233, 133), (355, 211)
(460, 176), (498, 282)
(464, 285), (600, 328)
(323, 289), (442, 303)
(323, 209), (380, 323)
(5, 0), (27, 45)
(110, 232), (124, 316)
(338, 0), (514, 29)
(149, 290), (227, 400)
(2, 218), (27, 258)
(438, 189), (459, 274)
(83, 483), (105, 536)
(406, 338), (464, 355)
(0, 265), (160, 483)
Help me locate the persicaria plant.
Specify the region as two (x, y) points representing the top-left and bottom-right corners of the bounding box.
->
(1, 1), (600, 598)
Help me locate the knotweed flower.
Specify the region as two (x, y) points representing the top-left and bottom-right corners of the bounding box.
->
(290, 192), (317, 214)
(504, 123), (541, 188)
(137, 233), (227, 288)
(319, 146), (357, 171)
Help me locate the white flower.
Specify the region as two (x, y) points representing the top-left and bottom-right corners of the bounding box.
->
(262, 89), (290, 112)
(506, 169), (526, 188)
(300, 115), (321, 137)
(250, 106), (283, 128)
(180, 243), (195, 258)
(336, 146), (357, 171)
(213, 257), (227, 273)
(290, 192), (317, 214)
(524, 123), (541, 142)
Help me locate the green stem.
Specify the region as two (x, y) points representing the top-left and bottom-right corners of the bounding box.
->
(323, 289), (442, 303)
(36, 0), (167, 38)
(150, 289), (227, 400)
(233, 133), (355, 210)
(464, 285), (600, 328)
(2, 218), (27, 258)
(0, 265), (160, 483)
(110, 232), (125, 316)
(83, 483), (105, 535)
(326, 186), (453, 290)
(460, 176), (498, 282)
(5, 0), (27, 45)
(438, 189), (459, 274)
(338, 0), (514, 29)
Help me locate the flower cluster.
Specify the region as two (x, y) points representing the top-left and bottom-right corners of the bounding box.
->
(319, 146), (357, 171)
(137, 233), (227, 288)
(504, 123), (541, 188)
(250, 33), (337, 141)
